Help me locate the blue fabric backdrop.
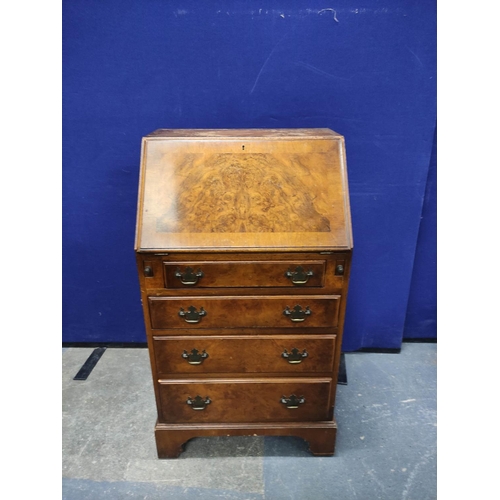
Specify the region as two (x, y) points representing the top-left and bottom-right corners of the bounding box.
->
(63, 0), (436, 350)
(403, 126), (437, 339)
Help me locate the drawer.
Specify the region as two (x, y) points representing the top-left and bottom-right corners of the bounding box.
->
(164, 260), (326, 288)
(153, 335), (336, 375)
(148, 295), (341, 330)
(158, 378), (331, 423)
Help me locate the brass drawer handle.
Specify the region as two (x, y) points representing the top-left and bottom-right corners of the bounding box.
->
(175, 267), (204, 285)
(186, 395), (211, 410)
(281, 395), (306, 409)
(283, 305), (311, 322)
(182, 348), (209, 365)
(178, 306), (207, 323)
(285, 266), (314, 285)
(282, 348), (308, 364)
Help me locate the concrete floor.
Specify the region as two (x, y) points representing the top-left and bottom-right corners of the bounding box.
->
(62, 343), (436, 499)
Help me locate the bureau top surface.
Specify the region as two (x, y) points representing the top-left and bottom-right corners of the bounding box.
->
(135, 128), (352, 252)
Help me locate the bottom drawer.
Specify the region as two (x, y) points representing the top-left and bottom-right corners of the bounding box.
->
(158, 378), (331, 423)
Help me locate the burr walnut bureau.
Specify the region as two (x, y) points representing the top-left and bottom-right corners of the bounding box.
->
(134, 128), (353, 458)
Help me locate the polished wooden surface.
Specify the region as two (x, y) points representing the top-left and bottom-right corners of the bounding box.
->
(163, 260), (326, 288)
(141, 252), (348, 293)
(155, 421), (337, 458)
(157, 378), (331, 423)
(148, 295), (340, 330)
(135, 129), (352, 252)
(146, 128), (343, 139)
(153, 335), (336, 375)
(135, 128), (352, 457)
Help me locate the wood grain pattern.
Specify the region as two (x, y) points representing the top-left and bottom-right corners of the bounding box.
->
(153, 335), (336, 375)
(139, 252), (348, 292)
(135, 128), (352, 458)
(157, 378), (331, 423)
(146, 128), (342, 139)
(155, 421), (337, 458)
(163, 260), (326, 288)
(148, 295), (340, 330)
(135, 130), (352, 251)
(157, 153), (331, 234)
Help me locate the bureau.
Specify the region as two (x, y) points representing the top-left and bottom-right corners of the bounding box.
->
(135, 128), (353, 458)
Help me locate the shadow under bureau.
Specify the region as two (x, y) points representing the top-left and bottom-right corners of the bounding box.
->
(135, 128), (353, 458)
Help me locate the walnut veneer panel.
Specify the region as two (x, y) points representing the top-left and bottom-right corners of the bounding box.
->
(135, 130), (352, 252)
(153, 335), (336, 375)
(148, 295), (340, 330)
(157, 378), (332, 423)
(163, 260), (326, 288)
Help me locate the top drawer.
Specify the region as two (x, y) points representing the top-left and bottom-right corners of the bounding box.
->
(139, 253), (349, 291)
(164, 260), (325, 288)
